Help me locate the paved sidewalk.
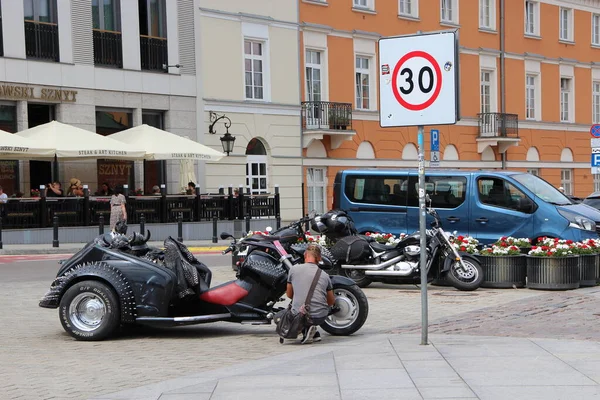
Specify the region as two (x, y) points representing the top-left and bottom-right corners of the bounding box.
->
(0, 240), (230, 255)
(89, 332), (600, 400)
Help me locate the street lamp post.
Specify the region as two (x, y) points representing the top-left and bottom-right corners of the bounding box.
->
(209, 111), (236, 156)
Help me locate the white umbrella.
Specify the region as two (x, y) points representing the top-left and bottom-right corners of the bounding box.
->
(14, 120), (146, 160)
(179, 159), (197, 192)
(109, 124), (225, 161)
(0, 128), (55, 159)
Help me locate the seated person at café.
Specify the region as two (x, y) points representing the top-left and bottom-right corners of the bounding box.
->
(45, 181), (64, 197)
(96, 182), (113, 196)
(68, 178), (85, 197)
(152, 185), (161, 195)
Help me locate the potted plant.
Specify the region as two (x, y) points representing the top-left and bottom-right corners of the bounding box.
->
(30, 188), (40, 198)
(477, 244), (526, 288)
(494, 236), (532, 254)
(526, 243), (580, 290)
(572, 241), (598, 287)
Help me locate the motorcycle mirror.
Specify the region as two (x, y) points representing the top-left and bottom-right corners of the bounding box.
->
(220, 232), (232, 240)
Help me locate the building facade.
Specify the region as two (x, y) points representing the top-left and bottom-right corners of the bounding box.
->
(299, 0), (600, 213)
(197, 0), (303, 220)
(0, 0), (198, 196)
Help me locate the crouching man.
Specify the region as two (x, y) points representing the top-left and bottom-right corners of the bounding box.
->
(286, 243), (335, 344)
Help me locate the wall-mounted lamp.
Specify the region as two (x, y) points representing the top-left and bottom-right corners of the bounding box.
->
(209, 111), (236, 156)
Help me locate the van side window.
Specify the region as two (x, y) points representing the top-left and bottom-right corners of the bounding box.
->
(406, 176), (467, 208)
(344, 175), (408, 206)
(478, 178), (534, 213)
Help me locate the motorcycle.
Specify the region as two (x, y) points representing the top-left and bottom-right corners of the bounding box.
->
(314, 197), (484, 291)
(39, 219), (368, 341)
(225, 213), (369, 336)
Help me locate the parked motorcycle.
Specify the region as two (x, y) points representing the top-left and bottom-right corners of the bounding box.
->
(227, 213), (369, 336)
(39, 218), (368, 341)
(313, 198), (484, 291)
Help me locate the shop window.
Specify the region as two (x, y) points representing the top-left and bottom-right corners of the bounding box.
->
(0, 104), (18, 196)
(95, 109), (134, 192)
(142, 111), (165, 194)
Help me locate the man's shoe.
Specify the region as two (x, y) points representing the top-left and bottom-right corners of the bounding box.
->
(301, 326), (317, 344)
(312, 330), (321, 343)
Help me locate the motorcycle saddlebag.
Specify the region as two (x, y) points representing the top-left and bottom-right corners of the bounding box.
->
(329, 236), (371, 263)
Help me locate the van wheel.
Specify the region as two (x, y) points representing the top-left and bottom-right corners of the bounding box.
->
(338, 267), (372, 288)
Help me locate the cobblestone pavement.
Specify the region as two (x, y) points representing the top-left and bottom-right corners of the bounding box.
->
(0, 259), (553, 400)
(392, 286), (600, 341)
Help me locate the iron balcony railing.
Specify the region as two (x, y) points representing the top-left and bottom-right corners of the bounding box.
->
(301, 101), (353, 130)
(478, 112), (519, 138)
(0, 189), (281, 230)
(24, 20), (59, 61)
(140, 35), (168, 72)
(93, 29), (123, 68)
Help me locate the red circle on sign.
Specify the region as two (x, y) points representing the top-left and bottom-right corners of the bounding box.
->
(591, 124), (600, 138)
(391, 51), (443, 111)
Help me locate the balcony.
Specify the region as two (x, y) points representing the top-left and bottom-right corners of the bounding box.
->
(93, 30), (123, 68)
(301, 101), (356, 149)
(477, 112), (521, 153)
(24, 20), (59, 61)
(140, 35), (168, 72)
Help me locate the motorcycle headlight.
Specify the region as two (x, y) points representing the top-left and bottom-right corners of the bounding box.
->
(558, 209), (596, 232)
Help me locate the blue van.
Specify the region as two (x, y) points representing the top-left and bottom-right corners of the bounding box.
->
(332, 169), (600, 245)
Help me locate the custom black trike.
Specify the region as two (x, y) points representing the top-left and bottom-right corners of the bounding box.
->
(39, 224), (368, 341)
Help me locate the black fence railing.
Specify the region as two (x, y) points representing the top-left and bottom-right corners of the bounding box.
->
(93, 29), (123, 67)
(24, 20), (59, 61)
(477, 112), (519, 138)
(301, 101), (353, 130)
(140, 35), (168, 72)
(0, 188), (281, 230)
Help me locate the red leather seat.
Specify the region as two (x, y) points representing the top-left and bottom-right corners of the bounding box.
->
(199, 280), (251, 306)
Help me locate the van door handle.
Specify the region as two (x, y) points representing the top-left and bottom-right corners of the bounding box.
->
(475, 217), (488, 224)
(446, 217), (460, 223)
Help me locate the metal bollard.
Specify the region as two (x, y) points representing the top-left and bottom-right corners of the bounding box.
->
(245, 215), (251, 233)
(212, 215), (218, 244)
(98, 215), (104, 235)
(0, 216), (3, 250)
(140, 213), (146, 234)
(52, 215), (59, 248)
(276, 216), (281, 230)
(177, 212), (183, 242)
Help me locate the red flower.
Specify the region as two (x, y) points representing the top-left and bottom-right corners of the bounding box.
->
(500, 241), (508, 247)
(366, 232), (371, 236)
(457, 235), (465, 241)
(509, 245), (519, 251)
(546, 252), (553, 256)
(500, 236), (507, 240)
(460, 246), (467, 251)
(462, 239), (469, 244)
(541, 246), (549, 251)
(566, 240), (573, 245)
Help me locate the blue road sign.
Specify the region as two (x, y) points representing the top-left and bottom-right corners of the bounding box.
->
(591, 124), (600, 138)
(592, 152), (600, 167)
(431, 129), (439, 151)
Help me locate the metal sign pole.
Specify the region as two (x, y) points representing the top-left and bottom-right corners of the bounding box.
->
(417, 125), (428, 345)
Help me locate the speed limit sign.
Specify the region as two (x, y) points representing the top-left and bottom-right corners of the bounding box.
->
(379, 31), (459, 127)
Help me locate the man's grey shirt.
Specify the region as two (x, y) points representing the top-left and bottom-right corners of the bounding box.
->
(288, 262), (333, 319)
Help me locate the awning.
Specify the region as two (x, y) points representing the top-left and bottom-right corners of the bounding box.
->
(0, 129), (56, 159)
(109, 124), (224, 161)
(14, 121), (146, 160)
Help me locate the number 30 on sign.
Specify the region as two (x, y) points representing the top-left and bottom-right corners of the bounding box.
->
(378, 31), (459, 128)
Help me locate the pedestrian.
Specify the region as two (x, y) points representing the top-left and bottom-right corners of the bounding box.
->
(45, 181), (63, 197)
(110, 184), (127, 232)
(286, 243), (335, 344)
(0, 185), (7, 203)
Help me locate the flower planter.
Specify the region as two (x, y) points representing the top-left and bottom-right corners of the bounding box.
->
(526, 255), (580, 290)
(519, 247), (532, 255)
(477, 255), (526, 288)
(578, 254), (598, 287)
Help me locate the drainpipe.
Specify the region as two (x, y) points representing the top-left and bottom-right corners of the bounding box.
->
(297, 1), (305, 215)
(500, 0), (506, 169)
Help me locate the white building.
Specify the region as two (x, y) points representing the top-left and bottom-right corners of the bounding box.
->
(197, 0), (303, 221)
(0, 0), (198, 196)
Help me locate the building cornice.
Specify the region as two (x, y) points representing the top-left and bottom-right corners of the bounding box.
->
(199, 8), (299, 29)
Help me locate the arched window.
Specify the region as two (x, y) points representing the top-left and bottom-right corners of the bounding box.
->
(443, 144), (459, 161)
(481, 146), (495, 161)
(356, 141), (375, 159)
(307, 140), (327, 158)
(246, 138), (268, 194)
(526, 147), (540, 162)
(560, 148), (573, 162)
(402, 143), (418, 160)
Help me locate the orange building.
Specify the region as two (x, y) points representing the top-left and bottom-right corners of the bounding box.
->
(299, 0), (600, 214)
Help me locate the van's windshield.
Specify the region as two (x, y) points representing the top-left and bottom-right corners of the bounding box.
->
(513, 173), (572, 205)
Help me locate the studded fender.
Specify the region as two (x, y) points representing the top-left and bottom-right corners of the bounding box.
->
(39, 262), (137, 324)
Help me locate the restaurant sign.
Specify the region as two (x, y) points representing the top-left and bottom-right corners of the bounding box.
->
(0, 83), (78, 102)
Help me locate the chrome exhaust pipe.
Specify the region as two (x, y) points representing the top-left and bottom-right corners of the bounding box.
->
(365, 270), (414, 277)
(340, 255), (402, 270)
(136, 313), (232, 326)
